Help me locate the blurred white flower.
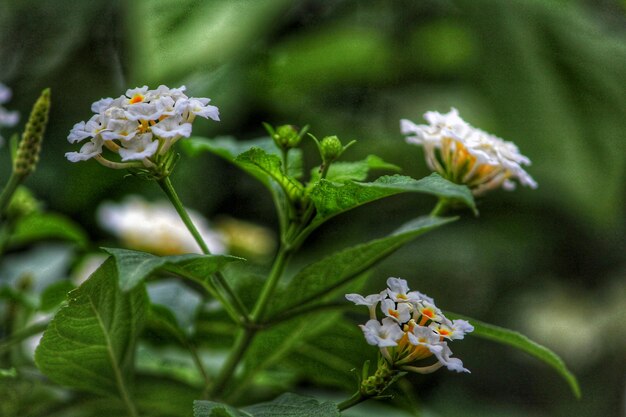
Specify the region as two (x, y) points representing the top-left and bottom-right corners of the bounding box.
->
(0, 83), (20, 146)
(98, 196), (225, 256)
(66, 85), (219, 166)
(401, 108), (537, 196)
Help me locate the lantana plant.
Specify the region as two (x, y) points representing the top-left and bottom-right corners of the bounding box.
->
(0, 85), (580, 417)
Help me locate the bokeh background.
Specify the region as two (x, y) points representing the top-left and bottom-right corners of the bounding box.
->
(1, 0), (625, 416)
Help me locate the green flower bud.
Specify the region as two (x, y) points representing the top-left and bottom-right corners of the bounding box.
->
(14, 89), (51, 177)
(275, 124), (301, 148)
(320, 135), (343, 162)
(6, 186), (40, 220)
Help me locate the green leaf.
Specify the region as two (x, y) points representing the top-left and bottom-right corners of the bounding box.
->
(447, 312), (581, 398)
(310, 155), (401, 183)
(39, 280), (75, 312)
(236, 147), (304, 200)
(34, 258), (147, 397)
(194, 393), (340, 417)
(309, 173), (476, 227)
(285, 319), (374, 390)
(8, 212), (88, 248)
(183, 136), (303, 179)
(274, 216), (456, 314)
(102, 247), (242, 291)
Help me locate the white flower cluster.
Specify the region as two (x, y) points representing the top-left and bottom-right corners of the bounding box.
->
(401, 108), (537, 196)
(346, 277), (473, 374)
(98, 196), (224, 256)
(66, 85), (219, 164)
(0, 83), (20, 146)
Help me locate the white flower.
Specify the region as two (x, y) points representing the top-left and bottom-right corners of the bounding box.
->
(401, 108), (537, 196)
(0, 83), (19, 146)
(97, 196), (225, 256)
(349, 275), (473, 375)
(65, 137), (104, 162)
(433, 344), (470, 373)
(118, 133), (159, 161)
(175, 97), (220, 121)
(408, 325), (444, 357)
(151, 116), (192, 140)
(66, 85), (219, 168)
(345, 292), (385, 307)
(359, 318), (405, 348)
(386, 277), (434, 304)
(381, 299), (412, 323)
(431, 318), (474, 341)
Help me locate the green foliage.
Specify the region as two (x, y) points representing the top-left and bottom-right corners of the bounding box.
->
(194, 393), (340, 417)
(236, 148), (304, 201)
(34, 258), (147, 398)
(102, 247), (242, 291)
(39, 280), (75, 312)
(309, 155), (401, 183)
(447, 312), (581, 398)
(309, 173), (476, 227)
(8, 212), (88, 248)
(274, 216), (456, 314)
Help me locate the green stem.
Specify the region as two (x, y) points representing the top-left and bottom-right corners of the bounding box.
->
(209, 244), (292, 398)
(337, 392), (368, 412)
(0, 172), (23, 219)
(251, 246), (291, 321)
(158, 177), (210, 254)
(430, 198), (448, 217)
(157, 177), (250, 322)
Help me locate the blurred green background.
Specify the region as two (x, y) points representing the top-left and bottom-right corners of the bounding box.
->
(1, 0), (625, 416)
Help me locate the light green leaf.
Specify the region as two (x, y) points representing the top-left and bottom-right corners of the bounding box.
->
(309, 173), (476, 227)
(102, 247), (242, 291)
(274, 216), (456, 314)
(236, 147), (304, 200)
(34, 258), (147, 397)
(447, 312), (581, 398)
(8, 212), (88, 248)
(194, 393), (340, 417)
(310, 155), (401, 183)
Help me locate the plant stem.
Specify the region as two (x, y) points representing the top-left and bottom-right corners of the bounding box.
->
(209, 244), (292, 398)
(337, 392), (368, 412)
(0, 172), (22, 219)
(157, 177), (250, 322)
(430, 198), (448, 217)
(158, 177), (210, 254)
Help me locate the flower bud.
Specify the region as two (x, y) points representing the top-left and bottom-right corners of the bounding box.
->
(273, 124), (301, 149)
(14, 89), (50, 176)
(6, 186), (40, 220)
(320, 135), (342, 162)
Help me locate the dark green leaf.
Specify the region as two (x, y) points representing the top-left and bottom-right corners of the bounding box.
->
(194, 393), (340, 417)
(39, 280), (75, 312)
(35, 258), (147, 397)
(447, 312), (581, 398)
(285, 319), (373, 390)
(8, 212), (88, 248)
(309, 174), (476, 227)
(310, 155), (401, 183)
(274, 216), (456, 314)
(102, 247), (242, 291)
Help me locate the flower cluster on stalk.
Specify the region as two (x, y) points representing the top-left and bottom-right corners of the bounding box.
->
(65, 85), (219, 169)
(347, 277), (473, 374)
(0, 83), (20, 146)
(401, 108), (537, 196)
